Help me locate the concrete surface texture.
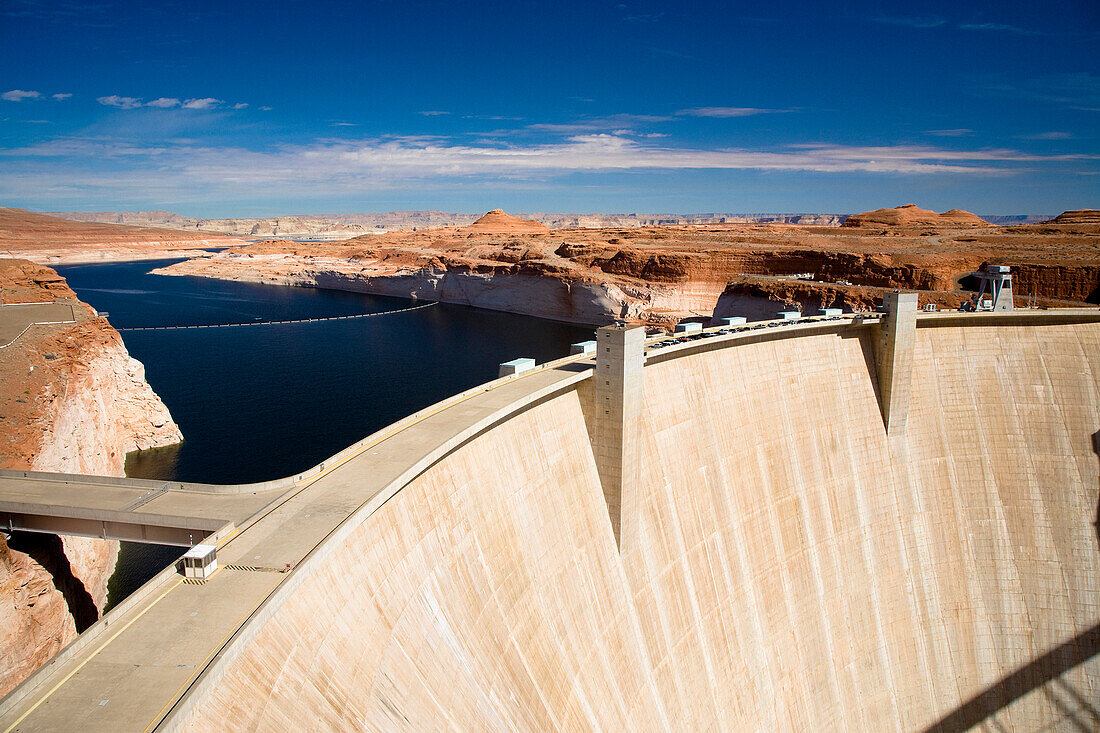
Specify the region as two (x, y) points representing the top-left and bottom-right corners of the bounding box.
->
(162, 316), (1098, 731)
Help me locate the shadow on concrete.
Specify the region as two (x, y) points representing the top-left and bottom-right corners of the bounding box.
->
(849, 327), (886, 429)
(1093, 430), (1099, 548)
(921, 623), (1100, 732)
(8, 532), (99, 633)
(924, 432), (1100, 731)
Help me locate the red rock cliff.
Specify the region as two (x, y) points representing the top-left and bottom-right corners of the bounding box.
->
(0, 259), (183, 696)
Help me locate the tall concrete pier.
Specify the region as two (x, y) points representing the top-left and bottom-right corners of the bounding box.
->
(593, 324), (646, 549)
(875, 291), (917, 437)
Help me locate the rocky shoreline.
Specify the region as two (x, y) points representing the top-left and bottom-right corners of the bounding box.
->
(150, 206), (1100, 328)
(0, 259), (183, 696)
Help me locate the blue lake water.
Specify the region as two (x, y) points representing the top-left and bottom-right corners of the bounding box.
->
(54, 259), (593, 606)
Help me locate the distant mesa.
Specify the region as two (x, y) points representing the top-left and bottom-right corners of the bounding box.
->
(842, 203), (988, 228)
(464, 209), (550, 234)
(1048, 209), (1100, 224)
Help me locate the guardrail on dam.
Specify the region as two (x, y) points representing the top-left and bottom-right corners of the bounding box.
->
(1, 303), (1098, 731)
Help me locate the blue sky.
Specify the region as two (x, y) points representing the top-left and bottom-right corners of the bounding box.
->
(1, 0), (1098, 216)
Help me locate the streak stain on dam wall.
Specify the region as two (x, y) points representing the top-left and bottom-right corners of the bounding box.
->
(176, 321), (1099, 731)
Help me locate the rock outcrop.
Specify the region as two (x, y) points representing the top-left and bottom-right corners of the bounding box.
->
(842, 203), (988, 228)
(464, 209), (550, 234)
(0, 208), (247, 264)
(1049, 209), (1100, 225)
(0, 259), (183, 696)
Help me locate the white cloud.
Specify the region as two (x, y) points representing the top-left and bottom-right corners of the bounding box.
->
(51, 93), (72, 101)
(526, 113), (674, 135)
(259, 106), (272, 111)
(926, 128), (973, 137)
(873, 16), (946, 29)
(3, 89), (41, 102)
(1019, 131), (1073, 140)
(8, 134), (1088, 196)
(419, 110), (450, 116)
(146, 97), (181, 108)
(182, 97), (221, 110)
(97, 95), (143, 109)
(232, 102), (248, 110)
(676, 107), (779, 118)
(959, 22), (1036, 35)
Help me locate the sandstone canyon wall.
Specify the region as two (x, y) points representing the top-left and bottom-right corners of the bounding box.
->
(0, 259), (183, 696)
(150, 207), (1100, 330)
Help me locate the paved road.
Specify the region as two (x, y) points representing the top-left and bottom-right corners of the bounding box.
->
(0, 354), (593, 732)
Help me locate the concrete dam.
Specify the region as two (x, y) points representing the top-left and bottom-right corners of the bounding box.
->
(1, 300), (1098, 731)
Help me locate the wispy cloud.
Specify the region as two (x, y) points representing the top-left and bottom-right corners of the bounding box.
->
(98, 95), (230, 110)
(625, 12), (664, 23)
(526, 113), (674, 135)
(958, 22), (1037, 35)
(677, 107), (780, 118)
(2, 89), (41, 102)
(232, 102), (248, 110)
(97, 95), (143, 109)
(181, 97), (221, 110)
(1018, 131), (1073, 140)
(51, 93), (72, 101)
(419, 110), (450, 116)
(980, 72), (1100, 112)
(873, 16), (946, 30)
(6, 134), (1092, 208)
(926, 128), (973, 137)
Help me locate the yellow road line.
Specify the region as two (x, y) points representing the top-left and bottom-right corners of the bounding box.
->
(6, 358), (585, 730)
(142, 577), (275, 732)
(3, 579), (183, 733)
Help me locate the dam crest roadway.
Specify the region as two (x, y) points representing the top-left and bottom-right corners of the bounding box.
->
(1, 303), (1098, 731)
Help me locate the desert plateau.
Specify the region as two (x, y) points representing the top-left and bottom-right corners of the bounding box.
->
(148, 205), (1100, 326)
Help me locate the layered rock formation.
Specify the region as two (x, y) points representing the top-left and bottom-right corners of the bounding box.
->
(50, 209), (852, 236)
(842, 203), (988, 228)
(0, 208), (247, 263)
(1049, 209), (1100, 225)
(152, 208), (1100, 327)
(464, 208), (550, 234)
(0, 259), (182, 696)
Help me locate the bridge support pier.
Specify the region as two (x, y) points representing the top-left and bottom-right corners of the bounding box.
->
(593, 325), (646, 551)
(875, 292), (918, 438)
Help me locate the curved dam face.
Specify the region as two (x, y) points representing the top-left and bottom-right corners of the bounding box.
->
(176, 319), (1099, 731)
